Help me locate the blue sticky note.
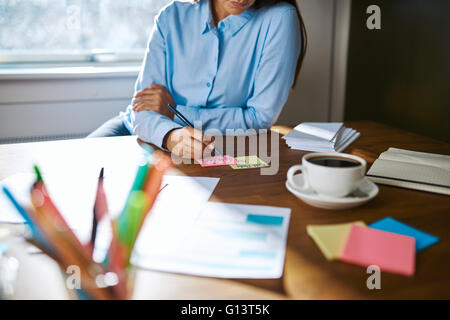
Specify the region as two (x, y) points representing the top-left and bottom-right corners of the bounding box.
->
(246, 214), (283, 226)
(370, 217), (439, 252)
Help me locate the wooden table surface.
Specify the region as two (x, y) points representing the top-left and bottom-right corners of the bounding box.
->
(1, 120), (449, 299)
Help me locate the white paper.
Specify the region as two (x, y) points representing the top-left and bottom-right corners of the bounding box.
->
(283, 130), (334, 147)
(292, 122), (343, 141)
(335, 130), (360, 152)
(284, 124), (360, 153)
(0, 173), (34, 224)
(0, 171), (219, 245)
(379, 147), (450, 170)
(0, 169), (135, 233)
(132, 202), (291, 279)
(92, 174), (219, 260)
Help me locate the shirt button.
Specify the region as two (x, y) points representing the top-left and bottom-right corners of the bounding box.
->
(206, 82), (211, 87)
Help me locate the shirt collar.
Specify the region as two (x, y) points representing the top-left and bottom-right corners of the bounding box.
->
(200, 0), (255, 36)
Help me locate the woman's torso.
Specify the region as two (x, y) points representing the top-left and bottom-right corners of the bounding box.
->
(160, 0), (296, 109)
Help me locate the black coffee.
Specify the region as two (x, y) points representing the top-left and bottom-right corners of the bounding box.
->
(308, 156), (360, 168)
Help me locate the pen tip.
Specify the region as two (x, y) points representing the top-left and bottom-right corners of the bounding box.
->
(100, 167), (104, 179)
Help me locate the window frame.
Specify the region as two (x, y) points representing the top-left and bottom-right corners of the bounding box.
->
(0, 50), (145, 65)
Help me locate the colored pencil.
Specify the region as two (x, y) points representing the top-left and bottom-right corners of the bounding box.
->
(2, 185), (52, 254)
(91, 167), (108, 255)
(6, 149), (172, 299)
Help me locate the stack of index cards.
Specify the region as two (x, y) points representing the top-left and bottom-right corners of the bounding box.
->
(283, 122), (360, 152)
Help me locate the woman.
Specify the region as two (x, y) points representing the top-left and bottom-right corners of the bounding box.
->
(88, 0), (306, 159)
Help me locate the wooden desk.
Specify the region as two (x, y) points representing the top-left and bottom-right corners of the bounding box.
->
(1, 121), (449, 299)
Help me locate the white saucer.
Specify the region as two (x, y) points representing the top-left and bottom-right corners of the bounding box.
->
(285, 173), (379, 210)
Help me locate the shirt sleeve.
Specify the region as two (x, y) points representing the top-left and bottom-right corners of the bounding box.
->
(175, 8), (301, 133)
(129, 10), (182, 148)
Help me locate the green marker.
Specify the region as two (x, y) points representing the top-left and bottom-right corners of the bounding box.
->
(117, 149), (153, 242)
(130, 162), (150, 192)
(126, 191), (147, 249)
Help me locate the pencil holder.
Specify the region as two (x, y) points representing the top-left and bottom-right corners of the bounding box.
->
(61, 265), (136, 300)
(2, 147), (173, 300)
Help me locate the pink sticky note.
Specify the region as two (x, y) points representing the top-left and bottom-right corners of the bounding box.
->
(199, 155), (237, 167)
(340, 225), (416, 276)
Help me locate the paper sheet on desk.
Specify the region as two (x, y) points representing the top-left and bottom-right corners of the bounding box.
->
(131, 203), (291, 279)
(0, 171), (135, 231)
(0, 164), (140, 226)
(0, 171), (219, 245)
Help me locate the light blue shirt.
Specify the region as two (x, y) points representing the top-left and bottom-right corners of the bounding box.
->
(120, 0), (301, 148)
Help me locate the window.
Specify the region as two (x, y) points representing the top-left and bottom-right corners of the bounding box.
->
(0, 0), (170, 64)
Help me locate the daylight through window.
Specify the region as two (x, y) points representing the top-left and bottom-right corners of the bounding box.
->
(0, 0), (170, 63)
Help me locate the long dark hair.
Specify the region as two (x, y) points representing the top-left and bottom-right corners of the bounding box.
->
(253, 0), (307, 89)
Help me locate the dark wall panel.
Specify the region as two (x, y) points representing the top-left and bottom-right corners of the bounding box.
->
(345, 0), (450, 142)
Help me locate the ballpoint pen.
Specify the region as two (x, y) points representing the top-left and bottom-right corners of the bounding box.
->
(168, 104), (222, 156)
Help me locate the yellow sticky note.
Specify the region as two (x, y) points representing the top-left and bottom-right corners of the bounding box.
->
(307, 221), (366, 260)
(230, 156), (269, 170)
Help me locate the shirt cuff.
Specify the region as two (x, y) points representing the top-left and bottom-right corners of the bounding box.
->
(139, 117), (182, 150)
(156, 119), (183, 150)
(175, 105), (200, 125)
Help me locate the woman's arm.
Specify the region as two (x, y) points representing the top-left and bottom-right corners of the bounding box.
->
(175, 8), (301, 134)
(129, 10), (182, 148)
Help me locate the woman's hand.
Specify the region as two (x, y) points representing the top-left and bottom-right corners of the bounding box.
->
(165, 127), (215, 160)
(132, 83), (175, 119)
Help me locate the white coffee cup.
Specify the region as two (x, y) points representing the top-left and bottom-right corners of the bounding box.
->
(287, 153), (367, 198)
